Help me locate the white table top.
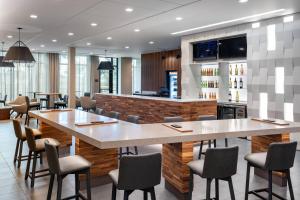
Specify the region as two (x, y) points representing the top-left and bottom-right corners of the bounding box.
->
(96, 93), (215, 103)
(29, 109), (300, 149)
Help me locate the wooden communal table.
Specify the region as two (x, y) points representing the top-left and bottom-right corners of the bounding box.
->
(29, 110), (300, 199)
(35, 92), (61, 109)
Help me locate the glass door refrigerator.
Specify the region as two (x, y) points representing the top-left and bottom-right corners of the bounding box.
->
(167, 71), (178, 99)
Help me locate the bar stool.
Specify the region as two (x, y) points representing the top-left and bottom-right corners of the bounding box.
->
(12, 119), (42, 168)
(197, 115), (228, 159)
(164, 116), (183, 123)
(24, 127), (60, 187)
(95, 108), (104, 115)
(188, 146), (239, 200)
(244, 141), (297, 200)
(107, 111), (120, 119)
(44, 140), (92, 200)
(120, 115), (140, 157)
(109, 153), (161, 200)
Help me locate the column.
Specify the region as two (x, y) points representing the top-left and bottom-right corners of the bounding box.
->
(68, 47), (76, 108)
(121, 57), (132, 94)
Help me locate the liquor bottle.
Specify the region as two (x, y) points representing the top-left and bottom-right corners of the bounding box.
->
(229, 65), (232, 75)
(229, 78), (232, 88)
(229, 91), (232, 102)
(234, 78), (237, 89)
(236, 91), (239, 102)
(240, 64), (244, 76)
(235, 64), (238, 75)
(240, 78), (243, 89)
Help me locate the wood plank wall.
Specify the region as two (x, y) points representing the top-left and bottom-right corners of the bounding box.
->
(141, 49), (181, 97)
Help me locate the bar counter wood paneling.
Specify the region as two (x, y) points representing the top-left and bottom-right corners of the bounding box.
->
(95, 93), (217, 123)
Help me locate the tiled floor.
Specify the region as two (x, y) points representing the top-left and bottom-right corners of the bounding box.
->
(0, 119), (299, 199)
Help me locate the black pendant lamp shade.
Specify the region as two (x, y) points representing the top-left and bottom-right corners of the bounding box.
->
(97, 50), (113, 70)
(3, 28), (35, 63)
(97, 61), (113, 70)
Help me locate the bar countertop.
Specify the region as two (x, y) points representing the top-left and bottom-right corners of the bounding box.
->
(29, 109), (300, 149)
(95, 93), (216, 103)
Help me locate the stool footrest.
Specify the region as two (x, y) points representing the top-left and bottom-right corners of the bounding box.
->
(249, 188), (287, 200)
(61, 191), (88, 200)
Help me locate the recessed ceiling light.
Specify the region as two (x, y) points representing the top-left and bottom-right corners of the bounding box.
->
(68, 32), (74, 36)
(149, 41), (155, 44)
(62, 50), (66, 53)
(7, 35), (13, 39)
(252, 22), (260, 28)
(125, 46), (130, 49)
(90, 22), (98, 27)
(52, 39), (57, 42)
(134, 29), (140, 32)
(125, 7), (133, 12)
(107, 37), (112, 40)
(283, 15), (294, 23)
(176, 17), (183, 21)
(30, 14), (38, 19)
(89, 52), (94, 55)
(238, 0), (248, 3)
(171, 9), (285, 35)
(40, 44), (45, 48)
(86, 42), (91, 46)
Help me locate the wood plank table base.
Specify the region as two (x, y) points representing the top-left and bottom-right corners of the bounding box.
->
(75, 138), (118, 187)
(163, 142), (194, 200)
(251, 133), (290, 186)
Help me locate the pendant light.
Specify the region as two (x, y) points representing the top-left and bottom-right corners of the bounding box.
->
(3, 27), (35, 63)
(97, 50), (113, 70)
(0, 42), (15, 67)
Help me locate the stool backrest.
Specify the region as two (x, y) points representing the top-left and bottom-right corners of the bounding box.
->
(164, 116), (183, 123)
(118, 153), (161, 190)
(12, 119), (23, 140)
(25, 127), (36, 151)
(198, 115), (217, 121)
(107, 111), (120, 119)
(265, 141), (297, 171)
(203, 146), (239, 179)
(95, 108), (104, 115)
(127, 115), (140, 124)
(44, 140), (61, 174)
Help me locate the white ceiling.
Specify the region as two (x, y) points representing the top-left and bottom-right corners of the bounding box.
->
(0, 0), (299, 57)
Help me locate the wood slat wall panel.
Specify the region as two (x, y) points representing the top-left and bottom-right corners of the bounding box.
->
(141, 49), (181, 96)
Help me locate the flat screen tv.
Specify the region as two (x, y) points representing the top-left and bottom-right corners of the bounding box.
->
(218, 36), (247, 59)
(193, 40), (218, 61)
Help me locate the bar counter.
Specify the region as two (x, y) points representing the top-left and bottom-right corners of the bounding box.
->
(95, 93), (217, 123)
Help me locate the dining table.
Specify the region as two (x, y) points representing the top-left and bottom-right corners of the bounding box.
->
(29, 109), (300, 200)
(35, 92), (61, 109)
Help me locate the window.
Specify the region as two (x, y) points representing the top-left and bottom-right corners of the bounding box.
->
(267, 24), (276, 51)
(59, 54), (68, 95)
(132, 58), (141, 93)
(275, 67), (284, 94)
(284, 103), (294, 122)
(259, 93), (268, 119)
(76, 56), (90, 97)
(0, 52), (49, 101)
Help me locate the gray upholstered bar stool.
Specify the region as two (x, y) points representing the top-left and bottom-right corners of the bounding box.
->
(95, 108), (104, 115)
(197, 115), (228, 159)
(24, 127), (60, 187)
(12, 119), (42, 168)
(188, 146), (239, 200)
(109, 153), (161, 200)
(120, 115), (140, 157)
(107, 111), (120, 119)
(44, 140), (92, 200)
(244, 141), (297, 200)
(164, 116), (183, 123)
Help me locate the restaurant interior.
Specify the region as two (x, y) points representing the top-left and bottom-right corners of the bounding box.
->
(1, 0), (300, 200)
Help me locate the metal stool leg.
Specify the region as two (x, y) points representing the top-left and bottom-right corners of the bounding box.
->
(150, 187), (156, 200)
(30, 152), (38, 187)
(25, 151), (32, 180)
(215, 179), (219, 200)
(14, 139), (20, 164)
(75, 173), (80, 200)
(144, 191), (148, 200)
(287, 170), (295, 200)
(228, 177), (235, 200)
(188, 170), (194, 200)
(112, 184), (117, 200)
(198, 141), (204, 159)
(86, 170), (91, 200)
(57, 176), (63, 200)
(47, 174), (55, 200)
(268, 171), (272, 200)
(206, 178), (212, 200)
(245, 163), (250, 200)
